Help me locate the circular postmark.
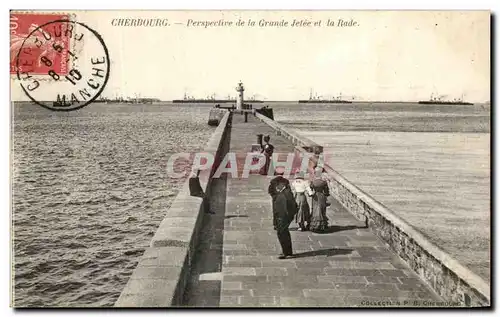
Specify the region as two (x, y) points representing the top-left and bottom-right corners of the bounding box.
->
(15, 19), (110, 111)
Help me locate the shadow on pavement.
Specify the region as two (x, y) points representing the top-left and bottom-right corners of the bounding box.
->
(182, 117), (232, 307)
(292, 247), (353, 258)
(318, 223), (368, 234)
(224, 215), (249, 219)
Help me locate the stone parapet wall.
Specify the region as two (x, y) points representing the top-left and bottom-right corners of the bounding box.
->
(208, 108), (228, 126)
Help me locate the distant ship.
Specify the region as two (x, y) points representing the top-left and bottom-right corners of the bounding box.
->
(95, 95), (160, 104)
(298, 90), (353, 104)
(418, 93), (473, 105)
(173, 93), (263, 103)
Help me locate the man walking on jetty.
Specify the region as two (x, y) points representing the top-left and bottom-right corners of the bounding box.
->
(268, 167), (297, 259)
(268, 167), (290, 229)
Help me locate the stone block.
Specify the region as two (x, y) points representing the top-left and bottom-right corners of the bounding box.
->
(222, 267), (257, 276)
(351, 261), (395, 270)
(114, 293), (172, 307)
(238, 296), (277, 306)
(303, 288), (340, 298)
(223, 250), (259, 256)
(221, 281), (242, 290)
(378, 269), (410, 277)
(364, 283), (399, 291)
(119, 278), (178, 294)
(151, 227), (193, 247)
(286, 267), (325, 276)
(268, 274), (314, 284)
(252, 288), (304, 297)
(255, 267), (288, 276)
(281, 280), (332, 290)
(360, 288), (404, 298)
(130, 266), (184, 280)
(159, 217), (198, 229)
(294, 261), (334, 269)
(242, 281), (283, 290)
(323, 268), (359, 276)
(328, 261), (355, 268)
(225, 259), (262, 267)
(136, 247), (188, 267)
(225, 255), (273, 262)
(332, 283), (368, 290)
(320, 276), (368, 284)
(223, 244), (248, 251)
(365, 275), (401, 284)
(164, 206), (197, 218)
(221, 289), (253, 297)
(219, 296), (240, 307)
(223, 275), (268, 283)
(395, 282), (429, 292)
(278, 297), (308, 307)
(261, 260), (297, 268)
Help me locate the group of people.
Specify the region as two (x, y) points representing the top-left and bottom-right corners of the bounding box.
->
(259, 134), (331, 259)
(291, 170), (330, 232)
(268, 166), (331, 259)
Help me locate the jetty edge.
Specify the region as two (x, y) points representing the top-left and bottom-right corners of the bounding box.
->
(114, 108), (489, 307)
(113, 110), (231, 307)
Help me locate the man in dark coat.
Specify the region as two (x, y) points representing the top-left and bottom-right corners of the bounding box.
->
(269, 167), (297, 259)
(268, 167), (291, 229)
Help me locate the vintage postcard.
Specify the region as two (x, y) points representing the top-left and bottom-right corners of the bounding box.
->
(10, 10), (490, 308)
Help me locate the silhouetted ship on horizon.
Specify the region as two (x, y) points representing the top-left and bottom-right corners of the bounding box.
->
(173, 93), (263, 103)
(418, 93), (473, 105)
(298, 90), (353, 104)
(95, 95), (161, 104)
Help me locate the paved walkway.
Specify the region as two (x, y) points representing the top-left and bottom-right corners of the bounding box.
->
(184, 114), (441, 307)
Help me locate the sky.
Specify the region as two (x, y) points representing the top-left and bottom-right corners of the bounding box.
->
(10, 10), (490, 102)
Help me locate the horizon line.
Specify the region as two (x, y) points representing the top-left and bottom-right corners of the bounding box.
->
(11, 100), (490, 105)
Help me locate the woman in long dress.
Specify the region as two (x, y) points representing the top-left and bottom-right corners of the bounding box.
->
(291, 171), (313, 231)
(260, 135), (274, 175)
(309, 168), (330, 232)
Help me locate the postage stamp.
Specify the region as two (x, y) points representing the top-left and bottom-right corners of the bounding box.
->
(12, 14), (110, 111)
(10, 12), (71, 76)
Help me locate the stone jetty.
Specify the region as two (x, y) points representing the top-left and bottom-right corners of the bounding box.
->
(114, 110), (490, 308)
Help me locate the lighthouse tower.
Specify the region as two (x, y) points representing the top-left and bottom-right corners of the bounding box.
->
(236, 81), (244, 110)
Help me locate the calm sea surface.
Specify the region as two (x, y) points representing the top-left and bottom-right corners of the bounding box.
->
(12, 102), (212, 307)
(272, 102), (491, 281)
(12, 101), (491, 307)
